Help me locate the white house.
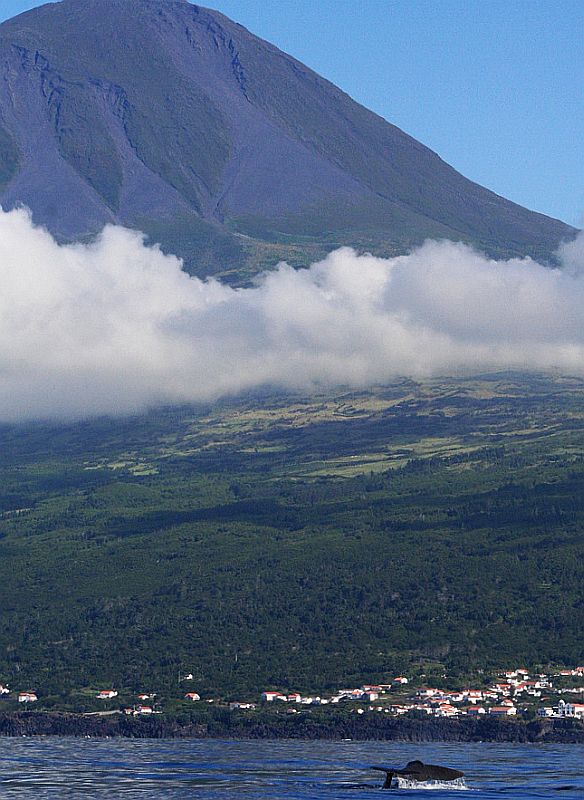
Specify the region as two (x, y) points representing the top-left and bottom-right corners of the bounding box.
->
(489, 705), (517, 716)
(443, 692), (466, 704)
(515, 681), (544, 697)
(434, 703), (457, 717)
(537, 707), (556, 718)
(18, 692), (37, 703)
(490, 683), (513, 695)
(558, 700), (584, 718)
(416, 688), (440, 698)
(261, 691), (286, 702)
(96, 690), (118, 700)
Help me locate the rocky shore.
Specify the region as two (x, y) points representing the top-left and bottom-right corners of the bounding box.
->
(2, 711), (584, 743)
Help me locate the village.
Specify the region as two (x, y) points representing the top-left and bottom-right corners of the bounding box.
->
(2, 666), (584, 721)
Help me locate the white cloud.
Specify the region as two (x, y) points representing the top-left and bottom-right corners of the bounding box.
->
(0, 207), (582, 421)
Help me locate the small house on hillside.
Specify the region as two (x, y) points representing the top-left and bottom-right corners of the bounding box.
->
(434, 703), (457, 717)
(489, 705), (517, 716)
(261, 691), (286, 702)
(416, 688), (439, 698)
(537, 707), (556, 718)
(96, 690), (118, 700)
(559, 700), (584, 718)
(18, 692), (37, 703)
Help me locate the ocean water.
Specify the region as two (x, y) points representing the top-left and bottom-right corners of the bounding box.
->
(0, 738), (582, 798)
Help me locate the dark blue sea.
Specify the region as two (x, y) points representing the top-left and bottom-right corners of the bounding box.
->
(0, 738), (582, 798)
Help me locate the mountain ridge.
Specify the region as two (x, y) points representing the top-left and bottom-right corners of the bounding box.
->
(0, 0), (575, 279)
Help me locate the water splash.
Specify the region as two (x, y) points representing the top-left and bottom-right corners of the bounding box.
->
(394, 776), (470, 790)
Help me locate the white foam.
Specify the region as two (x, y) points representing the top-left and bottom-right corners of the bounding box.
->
(394, 776), (469, 790)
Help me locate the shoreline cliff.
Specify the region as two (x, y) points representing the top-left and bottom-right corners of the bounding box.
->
(1, 712), (584, 743)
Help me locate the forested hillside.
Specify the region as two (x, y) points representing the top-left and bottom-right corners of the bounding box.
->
(1, 373), (583, 698)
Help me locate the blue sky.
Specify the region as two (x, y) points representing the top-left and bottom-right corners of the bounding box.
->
(2, 0), (582, 226)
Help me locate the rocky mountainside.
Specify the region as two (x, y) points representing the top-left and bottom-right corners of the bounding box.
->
(0, 0), (574, 278)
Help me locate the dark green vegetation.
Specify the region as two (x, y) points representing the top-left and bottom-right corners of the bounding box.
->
(2, 709), (584, 743)
(0, 124), (19, 191)
(0, 0), (574, 279)
(0, 373), (584, 699)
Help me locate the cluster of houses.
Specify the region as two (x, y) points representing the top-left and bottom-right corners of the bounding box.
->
(2, 666), (584, 719)
(255, 676), (410, 710)
(248, 667), (584, 720)
(0, 683), (201, 716)
(99, 689), (165, 716)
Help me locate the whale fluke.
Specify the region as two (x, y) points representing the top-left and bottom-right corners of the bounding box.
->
(371, 760), (464, 789)
(371, 766), (396, 789)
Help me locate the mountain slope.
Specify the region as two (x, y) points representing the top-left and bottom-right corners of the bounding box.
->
(1, 377), (584, 694)
(0, 0), (575, 278)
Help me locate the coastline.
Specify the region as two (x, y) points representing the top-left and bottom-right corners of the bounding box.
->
(2, 712), (584, 743)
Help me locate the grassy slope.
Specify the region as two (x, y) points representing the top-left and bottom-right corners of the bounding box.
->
(0, 374), (583, 698)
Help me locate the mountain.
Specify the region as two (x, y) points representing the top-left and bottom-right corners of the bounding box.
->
(0, 0), (575, 279)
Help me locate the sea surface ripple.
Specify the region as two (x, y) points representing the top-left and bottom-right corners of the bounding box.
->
(0, 738), (582, 798)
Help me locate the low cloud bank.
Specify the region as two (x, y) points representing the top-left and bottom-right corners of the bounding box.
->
(0, 208), (583, 420)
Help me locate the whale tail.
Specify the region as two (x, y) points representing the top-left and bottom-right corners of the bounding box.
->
(371, 761), (464, 789)
(370, 767), (395, 789)
(382, 770), (394, 789)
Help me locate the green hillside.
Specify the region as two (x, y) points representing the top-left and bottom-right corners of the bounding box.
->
(1, 374), (583, 700)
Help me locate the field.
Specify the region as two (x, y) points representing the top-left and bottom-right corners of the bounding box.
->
(1, 373), (584, 702)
